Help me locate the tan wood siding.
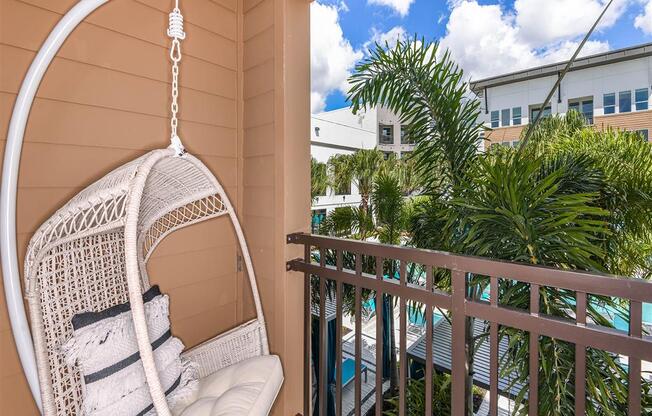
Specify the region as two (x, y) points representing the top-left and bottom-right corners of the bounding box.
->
(595, 110), (652, 141)
(0, 0), (244, 413)
(485, 125), (525, 144)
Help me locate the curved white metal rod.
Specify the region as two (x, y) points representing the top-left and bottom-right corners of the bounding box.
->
(0, 0), (109, 411)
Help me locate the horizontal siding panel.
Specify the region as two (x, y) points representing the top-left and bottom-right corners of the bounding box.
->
(249, 247), (275, 281)
(243, 123), (275, 157)
(18, 0), (237, 69)
(243, 155), (275, 187)
(149, 218), (238, 259)
(172, 302), (237, 348)
(243, 90), (274, 128)
(16, 187), (85, 235)
(211, 0), (237, 12)
(243, 0), (273, 41)
(1, 0), (237, 97)
(244, 0), (266, 13)
(243, 58), (274, 99)
(0, 329), (23, 378)
(242, 215), (275, 249)
(136, 0), (236, 40)
(165, 274), (238, 322)
(243, 27), (274, 70)
(0, 45), (236, 128)
(243, 186), (274, 218)
(595, 110), (652, 132)
(0, 371), (38, 415)
(0, 94), (238, 158)
(148, 245), (237, 290)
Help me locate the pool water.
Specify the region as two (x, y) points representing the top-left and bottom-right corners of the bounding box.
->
(480, 287), (651, 330)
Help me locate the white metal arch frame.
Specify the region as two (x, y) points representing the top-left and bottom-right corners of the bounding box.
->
(0, 1), (115, 411)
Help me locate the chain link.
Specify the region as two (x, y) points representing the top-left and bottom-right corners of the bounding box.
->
(168, 6), (185, 155)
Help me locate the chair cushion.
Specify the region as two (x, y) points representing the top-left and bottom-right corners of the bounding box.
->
(62, 285), (198, 416)
(180, 355), (283, 416)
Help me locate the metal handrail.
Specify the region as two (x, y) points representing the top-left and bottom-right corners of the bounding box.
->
(287, 232), (652, 416)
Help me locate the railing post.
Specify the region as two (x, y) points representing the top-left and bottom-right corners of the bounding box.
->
(303, 243), (312, 416)
(451, 270), (468, 416)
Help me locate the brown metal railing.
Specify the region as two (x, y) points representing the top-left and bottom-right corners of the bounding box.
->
(286, 232), (652, 416)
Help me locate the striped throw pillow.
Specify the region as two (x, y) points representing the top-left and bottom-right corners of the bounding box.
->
(63, 285), (198, 416)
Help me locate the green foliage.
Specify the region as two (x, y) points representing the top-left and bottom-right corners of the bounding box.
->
(384, 372), (484, 416)
(311, 157), (328, 201)
(349, 38), (482, 192)
(348, 38), (652, 416)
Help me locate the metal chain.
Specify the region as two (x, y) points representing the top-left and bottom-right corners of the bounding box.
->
(167, 3), (185, 155)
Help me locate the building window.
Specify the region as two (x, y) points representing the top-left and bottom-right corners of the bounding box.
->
(568, 98), (593, 124)
(400, 125), (413, 144)
(490, 111), (499, 128)
(636, 129), (649, 141)
(603, 93), (615, 115)
(619, 91), (632, 113)
(501, 109), (510, 127)
(379, 124), (394, 145)
(530, 106), (551, 121)
(512, 140), (520, 148)
(512, 107), (522, 125)
(635, 88), (649, 111)
(383, 151), (392, 160)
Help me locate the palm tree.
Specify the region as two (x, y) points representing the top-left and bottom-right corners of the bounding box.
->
(319, 171), (410, 392)
(311, 157), (328, 202)
(348, 38), (652, 415)
(326, 149), (385, 214)
(348, 38), (483, 413)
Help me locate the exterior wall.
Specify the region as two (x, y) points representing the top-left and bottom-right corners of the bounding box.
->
(310, 108), (376, 213)
(480, 55), (652, 144)
(378, 106), (415, 156)
(0, 0), (308, 414)
(594, 109), (652, 139)
(242, 0), (309, 414)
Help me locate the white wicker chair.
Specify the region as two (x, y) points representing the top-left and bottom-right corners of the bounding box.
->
(24, 148), (276, 415)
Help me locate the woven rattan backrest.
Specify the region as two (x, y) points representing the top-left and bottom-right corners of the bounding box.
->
(28, 231), (130, 415)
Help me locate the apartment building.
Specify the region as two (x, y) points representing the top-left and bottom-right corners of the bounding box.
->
(471, 42), (652, 147)
(310, 107), (410, 227)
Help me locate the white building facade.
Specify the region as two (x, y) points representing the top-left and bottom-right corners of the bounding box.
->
(310, 107), (412, 229)
(472, 43), (652, 147)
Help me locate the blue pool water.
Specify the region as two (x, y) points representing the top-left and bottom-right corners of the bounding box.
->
(480, 287), (651, 330)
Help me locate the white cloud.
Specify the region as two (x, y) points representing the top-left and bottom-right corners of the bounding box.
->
(311, 2), (363, 113)
(439, 1), (613, 80)
(367, 0), (415, 17)
(635, 0), (652, 34)
(364, 26), (408, 51)
(515, 0), (628, 46)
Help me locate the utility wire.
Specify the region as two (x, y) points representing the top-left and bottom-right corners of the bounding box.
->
(517, 0), (614, 153)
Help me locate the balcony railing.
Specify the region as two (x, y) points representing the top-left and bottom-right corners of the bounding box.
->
(286, 232), (652, 416)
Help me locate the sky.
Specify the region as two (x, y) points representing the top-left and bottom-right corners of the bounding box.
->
(311, 0), (652, 113)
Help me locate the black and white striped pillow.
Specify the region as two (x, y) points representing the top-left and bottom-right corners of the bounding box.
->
(63, 285), (198, 416)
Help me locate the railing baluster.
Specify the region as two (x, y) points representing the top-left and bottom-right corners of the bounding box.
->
(629, 300), (642, 415)
(425, 266), (434, 416)
(304, 244), (312, 416)
(318, 248), (327, 416)
(355, 254), (362, 416)
(375, 257), (384, 416)
(336, 272), (343, 416)
(489, 276), (499, 416)
(451, 270), (467, 416)
(529, 284), (540, 416)
(575, 292), (586, 415)
(399, 261), (407, 416)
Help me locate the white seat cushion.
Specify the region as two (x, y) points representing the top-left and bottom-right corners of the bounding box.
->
(179, 355), (283, 416)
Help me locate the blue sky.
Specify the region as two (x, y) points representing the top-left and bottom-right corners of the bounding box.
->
(310, 0), (652, 112)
